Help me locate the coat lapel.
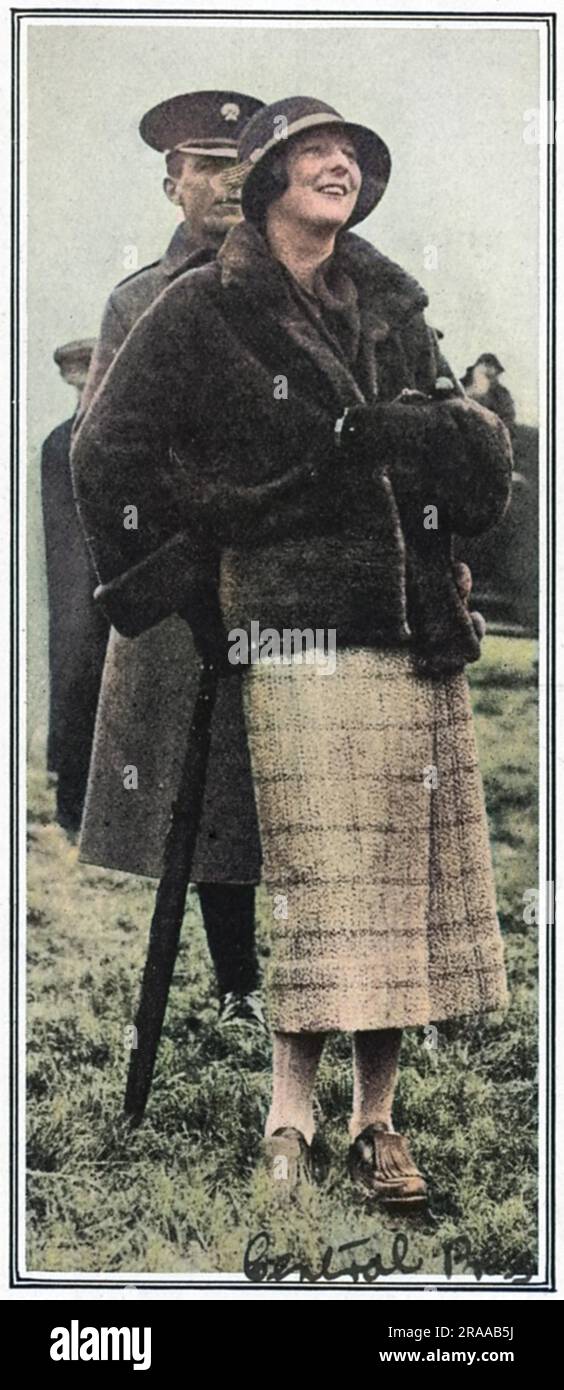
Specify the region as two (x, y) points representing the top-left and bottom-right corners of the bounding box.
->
(217, 222), (429, 414)
(338, 234), (430, 403)
(217, 225), (361, 413)
(161, 223), (215, 280)
(274, 298), (367, 410)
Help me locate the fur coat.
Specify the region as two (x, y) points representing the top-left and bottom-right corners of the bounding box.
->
(72, 222), (512, 677)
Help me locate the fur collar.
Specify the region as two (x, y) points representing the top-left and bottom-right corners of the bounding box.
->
(217, 220), (428, 330)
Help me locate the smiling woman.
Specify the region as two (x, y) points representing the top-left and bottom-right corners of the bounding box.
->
(264, 128), (363, 280)
(277, 128), (361, 209)
(237, 95), (391, 232)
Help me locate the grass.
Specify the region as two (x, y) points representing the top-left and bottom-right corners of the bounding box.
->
(25, 635), (539, 1283)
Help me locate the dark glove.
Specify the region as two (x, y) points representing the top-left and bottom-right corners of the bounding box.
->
(424, 395), (513, 535)
(335, 375), (459, 461)
(335, 393), (511, 537)
(335, 398), (440, 474)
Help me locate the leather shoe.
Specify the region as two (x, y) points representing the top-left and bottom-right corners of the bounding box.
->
(262, 1127), (312, 1189)
(348, 1123), (428, 1209)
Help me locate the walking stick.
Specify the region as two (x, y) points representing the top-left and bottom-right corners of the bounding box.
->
(124, 654), (219, 1124)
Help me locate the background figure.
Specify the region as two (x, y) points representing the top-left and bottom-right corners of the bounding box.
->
(77, 89), (265, 417)
(41, 340), (109, 832)
(456, 351), (538, 634)
(461, 352), (516, 434)
(75, 91), (265, 1026)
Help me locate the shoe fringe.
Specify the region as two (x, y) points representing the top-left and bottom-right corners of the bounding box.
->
(371, 1133), (420, 1181)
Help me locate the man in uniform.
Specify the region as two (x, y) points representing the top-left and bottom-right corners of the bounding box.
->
(41, 339), (109, 833)
(76, 91), (266, 1026)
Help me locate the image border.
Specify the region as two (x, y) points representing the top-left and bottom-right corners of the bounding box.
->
(11, 5), (557, 1293)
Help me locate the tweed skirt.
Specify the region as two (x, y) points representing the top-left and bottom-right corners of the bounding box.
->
(242, 646), (508, 1033)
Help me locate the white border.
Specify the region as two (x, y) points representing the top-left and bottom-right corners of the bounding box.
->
(5, 2), (559, 1300)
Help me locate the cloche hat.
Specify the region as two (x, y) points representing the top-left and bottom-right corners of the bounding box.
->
(224, 95), (391, 228)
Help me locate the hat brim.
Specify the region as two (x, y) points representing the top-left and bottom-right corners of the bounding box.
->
(54, 339), (96, 369)
(241, 113), (391, 227)
(477, 355), (504, 373)
(166, 143), (238, 158)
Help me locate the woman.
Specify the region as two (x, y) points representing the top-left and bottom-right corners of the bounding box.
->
(72, 97), (512, 1208)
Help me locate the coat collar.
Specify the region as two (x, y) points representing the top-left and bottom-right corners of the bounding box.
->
(161, 221), (216, 279)
(217, 220), (429, 331)
(217, 220), (429, 411)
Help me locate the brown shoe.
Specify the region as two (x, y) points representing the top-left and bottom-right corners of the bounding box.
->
(348, 1123), (428, 1209)
(262, 1127), (312, 1190)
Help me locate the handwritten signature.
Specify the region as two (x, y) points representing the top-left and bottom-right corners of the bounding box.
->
(243, 1230), (532, 1284)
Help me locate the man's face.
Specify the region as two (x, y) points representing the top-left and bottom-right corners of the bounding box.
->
(164, 153), (242, 246)
(272, 126), (362, 232)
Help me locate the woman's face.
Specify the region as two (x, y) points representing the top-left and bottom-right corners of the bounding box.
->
(273, 126), (362, 231)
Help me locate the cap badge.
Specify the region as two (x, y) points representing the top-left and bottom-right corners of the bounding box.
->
(221, 102), (240, 122)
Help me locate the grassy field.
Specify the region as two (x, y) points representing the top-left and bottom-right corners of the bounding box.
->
(26, 635), (538, 1283)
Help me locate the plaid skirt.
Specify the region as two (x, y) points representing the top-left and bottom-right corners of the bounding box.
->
(242, 646), (508, 1033)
